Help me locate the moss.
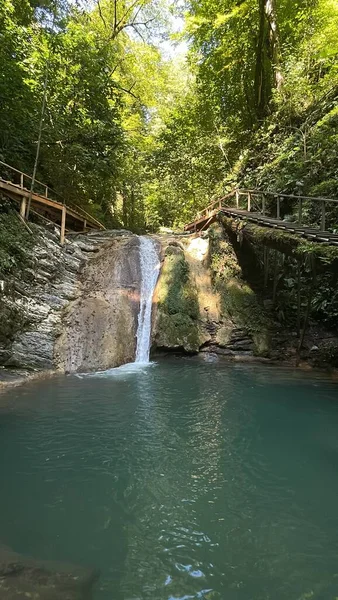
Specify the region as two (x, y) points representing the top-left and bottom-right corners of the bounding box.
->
(156, 312), (200, 352)
(158, 253), (199, 319)
(155, 250), (200, 351)
(220, 215), (338, 265)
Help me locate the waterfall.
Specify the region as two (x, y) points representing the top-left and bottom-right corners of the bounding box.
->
(135, 236), (160, 363)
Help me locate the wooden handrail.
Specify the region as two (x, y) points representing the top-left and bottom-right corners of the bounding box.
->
(0, 159), (105, 242)
(186, 186), (338, 234)
(236, 188), (338, 204)
(0, 159), (49, 193)
(72, 203), (105, 230)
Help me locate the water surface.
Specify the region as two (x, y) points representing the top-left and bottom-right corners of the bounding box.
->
(0, 358), (338, 600)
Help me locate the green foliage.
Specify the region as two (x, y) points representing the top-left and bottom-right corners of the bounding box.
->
(2, 0), (338, 237)
(234, 219), (338, 329)
(0, 0), (179, 230)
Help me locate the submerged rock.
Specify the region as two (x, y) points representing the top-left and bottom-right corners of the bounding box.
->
(0, 543), (99, 599)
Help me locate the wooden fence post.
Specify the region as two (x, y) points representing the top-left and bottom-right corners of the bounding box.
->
(83, 219), (87, 231)
(247, 191), (251, 212)
(20, 173), (24, 189)
(262, 194), (266, 215)
(236, 190), (239, 208)
(45, 186), (48, 198)
(276, 196), (280, 219)
(60, 205), (66, 245)
(298, 198), (303, 224)
(321, 200), (326, 231)
(20, 196), (26, 218)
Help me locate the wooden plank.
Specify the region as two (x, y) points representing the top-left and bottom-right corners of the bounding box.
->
(276, 196), (280, 219)
(298, 198), (302, 224)
(219, 207), (338, 245)
(60, 205), (66, 245)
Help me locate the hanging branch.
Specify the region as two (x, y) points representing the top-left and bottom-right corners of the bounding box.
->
(26, 9), (57, 221)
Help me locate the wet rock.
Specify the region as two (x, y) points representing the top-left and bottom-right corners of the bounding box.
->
(0, 226), (135, 371)
(55, 235), (143, 372)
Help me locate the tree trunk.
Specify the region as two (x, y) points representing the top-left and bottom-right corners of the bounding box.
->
(264, 0), (283, 91)
(254, 0), (266, 116)
(254, 0), (282, 118)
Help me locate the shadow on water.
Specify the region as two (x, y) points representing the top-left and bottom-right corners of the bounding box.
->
(0, 358), (338, 599)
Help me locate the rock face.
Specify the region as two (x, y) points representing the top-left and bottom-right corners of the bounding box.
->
(152, 231), (268, 358)
(0, 227), (141, 372)
(55, 235), (141, 372)
(0, 543), (99, 599)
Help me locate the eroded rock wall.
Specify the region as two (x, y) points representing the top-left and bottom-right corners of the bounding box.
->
(55, 234), (141, 372)
(0, 227), (141, 373)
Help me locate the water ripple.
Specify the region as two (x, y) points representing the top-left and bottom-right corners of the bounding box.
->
(0, 360), (338, 600)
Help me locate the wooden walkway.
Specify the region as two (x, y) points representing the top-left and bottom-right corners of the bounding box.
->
(0, 161), (105, 244)
(184, 189), (338, 246)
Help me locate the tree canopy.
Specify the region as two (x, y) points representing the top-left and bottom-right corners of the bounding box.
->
(1, 0), (338, 230)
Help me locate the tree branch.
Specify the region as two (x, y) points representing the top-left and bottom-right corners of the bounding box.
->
(97, 0), (107, 28)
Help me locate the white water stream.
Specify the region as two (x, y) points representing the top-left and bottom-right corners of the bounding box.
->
(135, 236), (160, 363)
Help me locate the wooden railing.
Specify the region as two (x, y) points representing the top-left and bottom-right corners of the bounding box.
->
(193, 188), (338, 232)
(234, 189), (338, 231)
(0, 160), (59, 204)
(0, 160), (105, 239)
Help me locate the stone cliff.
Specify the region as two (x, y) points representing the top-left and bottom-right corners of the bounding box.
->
(152, 228), (269, 359)
(55, 234), (141, 372)
(1, 218), (335, 376)
(0, 226), (141, 373)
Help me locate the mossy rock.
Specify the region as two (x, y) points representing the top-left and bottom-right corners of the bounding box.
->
(209, 225), (270, 356)
(154, 248), (200, 352)
(155, 312), (200, 352)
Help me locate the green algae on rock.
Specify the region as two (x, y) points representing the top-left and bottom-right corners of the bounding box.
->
(153, 244), (200, 352)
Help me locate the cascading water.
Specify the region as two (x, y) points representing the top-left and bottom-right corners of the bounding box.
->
(135, 236), (160, 363)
